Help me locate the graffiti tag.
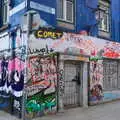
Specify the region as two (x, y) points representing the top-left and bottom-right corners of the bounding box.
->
(28, 45), (54, 55)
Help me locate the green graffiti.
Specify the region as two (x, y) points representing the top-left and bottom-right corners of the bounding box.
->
(26, 100), (45, 112)
(26, 93), (56, 113)
(26, 99), (56, 112)
(48, 52), (57, 57)
(45, 100), (56, 111)
(89, 57), (103, 61)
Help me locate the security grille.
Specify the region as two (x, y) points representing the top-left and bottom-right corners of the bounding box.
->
(103, 59), (118, 90)
(64, 62), (82, 107)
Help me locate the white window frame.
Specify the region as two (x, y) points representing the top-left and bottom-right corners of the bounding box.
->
(2, 0), (9, 25)
(57, 0), (74, 23)
(98, 0), (110, 32)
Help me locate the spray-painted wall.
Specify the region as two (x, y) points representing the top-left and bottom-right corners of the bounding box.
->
(25, 54), (58, 118)
(0, 47), (25, 116)
(27, 29), (120, 109)
(0, 30), (27, 118)
(89, 59), (103, 103)
(1, 28), (120, 118)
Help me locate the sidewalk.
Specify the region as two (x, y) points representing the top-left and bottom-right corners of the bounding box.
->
(1, 101), (120, 120)
(0, 111), (20, 120)
(33, 101), (120, 120)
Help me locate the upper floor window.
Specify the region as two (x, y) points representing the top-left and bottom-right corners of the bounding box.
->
(57, 0), (74, 23)
(98, 0), (110, 32)
(2, 0), (9, 25)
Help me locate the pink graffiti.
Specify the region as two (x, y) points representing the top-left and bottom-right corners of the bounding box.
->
(0, 58), (25, 72)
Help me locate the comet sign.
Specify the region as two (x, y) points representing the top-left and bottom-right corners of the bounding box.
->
(35, 28), (63, 39)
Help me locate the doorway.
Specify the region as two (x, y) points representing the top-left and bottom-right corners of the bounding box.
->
(64, 61), (83, 108)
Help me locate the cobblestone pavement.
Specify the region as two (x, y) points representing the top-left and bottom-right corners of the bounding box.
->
(1, 101), (120, 120)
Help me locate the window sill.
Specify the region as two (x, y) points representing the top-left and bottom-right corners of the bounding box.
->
(98, 29), (110, 33)
(57, 18), (74, 24)
(0, 24), (9, 32)
(57, 20), (75, 30)
(98, 30), (111, 40)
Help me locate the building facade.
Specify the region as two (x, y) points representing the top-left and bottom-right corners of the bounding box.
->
(0, 0), (120, 40)
(0, 0), (120, 119)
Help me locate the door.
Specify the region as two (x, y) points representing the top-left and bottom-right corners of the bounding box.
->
(64, 61), (82, 108)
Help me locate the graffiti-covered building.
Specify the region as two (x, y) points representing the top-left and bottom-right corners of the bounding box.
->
(28, 29), (120, 109)
(0, 0), (120, 119)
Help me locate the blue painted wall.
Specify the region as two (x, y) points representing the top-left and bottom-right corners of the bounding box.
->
(76, 0), (98, 36)
(111, 0), (120, 42)
(9, 0), (56, 29)
(72, 0), (120, 42)
(10, 9), (27, 28)
(10, 0), (24, 8)
(76, 0), (120, 42)
(0, 0), (120, 42)
(27, 0), (56, 27)
(0, 1), (2, 27)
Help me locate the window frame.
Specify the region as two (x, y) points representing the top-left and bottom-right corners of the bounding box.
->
(98, 0), (111, 33)
(57, 0), (74, 23)
(2, 0), (9, 25)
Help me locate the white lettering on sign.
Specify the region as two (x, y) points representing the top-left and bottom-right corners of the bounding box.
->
(10, 1), (26, 16)
(30, 1), (55, 14)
